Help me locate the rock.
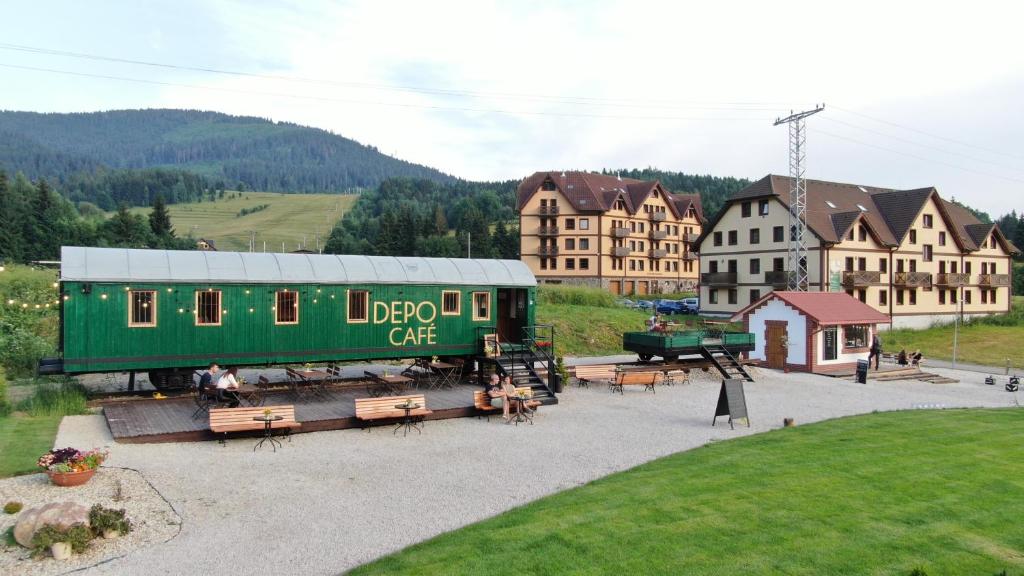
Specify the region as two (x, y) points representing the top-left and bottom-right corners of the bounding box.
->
(13, 502), (90, 548)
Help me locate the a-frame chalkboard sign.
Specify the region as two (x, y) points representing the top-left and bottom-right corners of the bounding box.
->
(712, 379), (750, 429)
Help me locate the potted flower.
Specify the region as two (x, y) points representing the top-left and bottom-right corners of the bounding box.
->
(262, 407), (273, 418)
(88, 505), (132, 539)
(303, 362), (313, 370)
(37, 448), (108, 487)
(30, 524), (93, 560)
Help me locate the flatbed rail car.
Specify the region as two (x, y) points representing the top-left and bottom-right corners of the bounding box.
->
(622, 330), (755, 363)
(42, 246), (549, 391)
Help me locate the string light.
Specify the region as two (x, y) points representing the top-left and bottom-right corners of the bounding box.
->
(63, 295), (70, 301)
(249, 308), (254, 313)
(178, 308), (184, 313)
(6, 299), (12, 305)
(21, 303), (27, 308)
(312, 299), (317, 304)
(52, 282), (59, 288)
(167, 288), (173, 293)
(100, 294), (108, 300)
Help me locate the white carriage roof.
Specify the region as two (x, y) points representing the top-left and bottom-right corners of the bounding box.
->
(60, 247), (537, 287)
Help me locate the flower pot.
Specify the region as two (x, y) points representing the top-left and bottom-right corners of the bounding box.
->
(51, 542), (72, 561)
(46, 468), (97, 487)
(102, 529), (120, 539)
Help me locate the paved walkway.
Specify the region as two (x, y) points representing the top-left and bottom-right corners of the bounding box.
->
(57, 365), (1019, 575)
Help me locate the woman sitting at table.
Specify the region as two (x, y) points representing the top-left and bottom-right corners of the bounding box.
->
(485, 373), (512, 421)
(216, 367), (242, 408)
(503, 375), (541, 413)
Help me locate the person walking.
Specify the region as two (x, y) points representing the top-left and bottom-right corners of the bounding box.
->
(868, 332), (882, 370)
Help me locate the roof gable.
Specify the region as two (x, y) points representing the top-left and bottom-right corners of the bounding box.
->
(516, 171), (701, 218)
(732, 291), (891, 326)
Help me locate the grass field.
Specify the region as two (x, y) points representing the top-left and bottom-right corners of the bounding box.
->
(0, 414), (61, 477)
(129, 191), (357, 252)
(350, 409), (1024, 576)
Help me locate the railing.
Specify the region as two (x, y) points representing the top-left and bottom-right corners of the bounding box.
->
(522, 324), (557, 393)
(842, 270), (881, 287)
(649, 249), (668, 258)
(650, 211), (667, 222)
(538, 226), (560, 236)
(700, 272), (738, 286)
(610, 227), (630, 238)
(649, 229), (668, 240)
(893, 271), (932, 287)
(538, 205), (560, 215)
(764, 270), (791, 288)
(612, 246), (631, 257)
(537, 246), (559, 257)
(683, 233), (700, 243)
(935, 273), (970, 287)
(978, 274), (1010, 287)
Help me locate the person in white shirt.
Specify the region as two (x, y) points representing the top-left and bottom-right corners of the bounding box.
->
(216, 367), (241, 407)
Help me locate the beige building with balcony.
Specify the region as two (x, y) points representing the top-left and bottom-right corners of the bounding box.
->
(517, 171), (703, 295)
(695, 175), (1018, 328)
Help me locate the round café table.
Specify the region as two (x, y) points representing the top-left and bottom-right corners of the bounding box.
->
(393, 403), (423, 437)
(253, 415), (284, 452)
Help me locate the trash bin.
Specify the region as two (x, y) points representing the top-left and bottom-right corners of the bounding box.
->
(856, 359), (869, 384)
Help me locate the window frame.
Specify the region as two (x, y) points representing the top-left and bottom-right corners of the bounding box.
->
(274, 290), (300, 325)
(843, 324), (869, 349)
(472, 291), (491, 322)
(347, 289), (369, 323)
(194, 289), (222, 327)
(128, 290), (157, 328)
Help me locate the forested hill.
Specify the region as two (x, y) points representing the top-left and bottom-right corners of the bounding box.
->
(0, 109), (455, 193)
(604, 168), (752, 218)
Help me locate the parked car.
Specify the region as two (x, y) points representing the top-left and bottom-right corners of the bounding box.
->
(635, 300), (655, 311)
(654, 299), (687, 315)
(615, 298), (637, 308)
(680, 297), (699, 314)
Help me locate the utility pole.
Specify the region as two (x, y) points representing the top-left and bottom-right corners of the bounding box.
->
(774, 104), (825, 291)
(467, 232), (472, 259)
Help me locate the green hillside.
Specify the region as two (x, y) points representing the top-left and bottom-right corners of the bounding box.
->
(128, 191), (357, 252)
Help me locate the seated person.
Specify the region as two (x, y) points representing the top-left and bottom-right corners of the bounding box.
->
(485, 373), (511, 420)
(198, 362), (219, 396)
(911, 350), (924, 366)
(647, 313), (665, 332)
(897, 349), (908, 366)
(503, 375), (540, 412)
(215, 367), (242, 408)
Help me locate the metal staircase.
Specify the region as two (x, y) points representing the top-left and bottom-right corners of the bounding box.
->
(700, 344), (754, 382)
(484, 325), (559, 405)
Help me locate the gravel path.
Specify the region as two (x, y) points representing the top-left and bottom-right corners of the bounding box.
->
(43, 366), (1019, 575)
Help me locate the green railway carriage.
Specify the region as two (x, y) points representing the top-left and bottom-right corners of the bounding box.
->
(47, 246), (538, 388)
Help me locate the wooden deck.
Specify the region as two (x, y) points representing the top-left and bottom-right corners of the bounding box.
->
(102, 385), (484, 443)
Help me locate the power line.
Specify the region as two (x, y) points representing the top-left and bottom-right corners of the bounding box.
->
(0, 62), (779, 123)
(0, 42), (797, 113)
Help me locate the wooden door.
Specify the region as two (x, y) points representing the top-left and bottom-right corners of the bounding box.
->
(625, 280), (635, 295)
(637, 281), (648, 295)
(765, 321), (788, 369)
(609, 280), (621, 295)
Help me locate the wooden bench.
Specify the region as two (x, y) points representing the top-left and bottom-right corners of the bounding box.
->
(473, 386), (541, 421)
(354, 394), (433, 430)
(610, 371), (659, 395)
(571, 364), (617, 388)
(209, 405), (301, 443)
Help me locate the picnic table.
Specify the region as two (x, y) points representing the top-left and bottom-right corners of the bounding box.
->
(363, 370), (412, 397)
(287, 368), (330, 400)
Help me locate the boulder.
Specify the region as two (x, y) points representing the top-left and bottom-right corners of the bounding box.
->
(13, 502), (91, 548)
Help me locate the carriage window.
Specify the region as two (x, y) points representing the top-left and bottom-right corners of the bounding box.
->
(844, 325), (868, 348)
(347, 290), (369, 323)
(195, 290), (221, 326)
(275, 290), (298, 325)
(442, 290), (461, 316)
(472, 292), (491, 321)
(128, 290), (156, 327)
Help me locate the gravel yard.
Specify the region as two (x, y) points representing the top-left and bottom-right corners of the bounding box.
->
(12, 366), (1020, 575)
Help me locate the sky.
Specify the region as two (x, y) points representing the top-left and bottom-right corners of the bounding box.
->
(2, 0), (1023, 218)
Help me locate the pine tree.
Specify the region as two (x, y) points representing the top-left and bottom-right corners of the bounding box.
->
(0, 171), (20, 262)
(432, 204), (448, 236)
(458, 206), (493, 258)
(149, 194), (175, 239)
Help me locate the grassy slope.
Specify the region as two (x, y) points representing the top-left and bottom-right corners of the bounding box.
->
(350, 409), (1024, 576)
(0, 414), (61, 477)
(129, 191), (357, 252)
(538, 304), (713, 357)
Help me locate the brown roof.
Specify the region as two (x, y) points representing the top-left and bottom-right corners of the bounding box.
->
(698, 174), (1018, 254)
(516, 171), (703, 220)
(732, 291), (892, 326)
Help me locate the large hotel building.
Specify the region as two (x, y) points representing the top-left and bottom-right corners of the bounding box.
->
(517, 171), (704, 295)
(696, 175), (1018, 328)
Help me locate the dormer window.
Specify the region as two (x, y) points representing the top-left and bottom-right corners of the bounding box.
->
(542, 180), (556, 191)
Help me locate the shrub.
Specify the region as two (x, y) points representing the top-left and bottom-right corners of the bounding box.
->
(16, 380), (89, 417)
(538, 285), (616, 308)
(0, 367), (9, 417)
(909, 567), (929, 576)
(30, 523), (93, 557)
(3, 501), (23, 514)
(88, 505), (132, 535)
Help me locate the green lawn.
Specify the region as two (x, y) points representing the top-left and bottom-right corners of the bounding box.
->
(350, 409), (1024, 575)
(0, 413), (61, 477)
(128, 191), (357, 252)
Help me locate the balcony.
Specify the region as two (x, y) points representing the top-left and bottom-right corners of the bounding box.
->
(764, 270), (791, 288)
(683, 233), (700, 243)
(700, 272), (738, 286)
(683, 252), (698, 261)
(610, 227), (630, 238)
(649, 249), (668, 259)
(935, 273), (970, 287)
(537, 205), (560, 215)
(650, 211), (667, 222)
(538, 226), (559, 237)
(978, 274), (1010, 287)
(842, 270), (881, 288)
(613, 246), (631, 257)
(893, 271), (932, 287)
(537, 246), (559, 257)
(649, 229), (668, 240)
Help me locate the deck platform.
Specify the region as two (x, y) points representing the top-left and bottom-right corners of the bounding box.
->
(101, 384), (484, 443)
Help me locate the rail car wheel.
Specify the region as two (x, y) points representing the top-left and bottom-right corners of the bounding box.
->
(663, 355), (678, 363)
(148, 369), (193, 391)
(638, 354), (653, 362)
